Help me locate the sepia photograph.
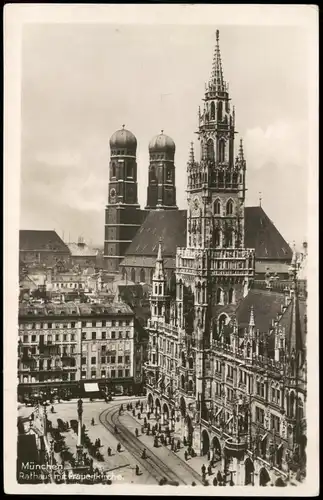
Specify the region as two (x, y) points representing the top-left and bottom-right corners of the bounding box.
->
(4, 4), (318, 495)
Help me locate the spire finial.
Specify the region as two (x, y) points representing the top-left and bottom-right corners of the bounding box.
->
(210, 29), (225, 91)
(249, 305), (255, 328)
(189, 141), (195, 164)
(238, 138), (244, 160)
(259, 192), (262, 207)
(161, 129), (164, 134)
(122, 124), (125, 129)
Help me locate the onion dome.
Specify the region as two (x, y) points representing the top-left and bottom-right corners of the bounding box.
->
(109, 125), (137, 151)
(149, 130), (175, 154)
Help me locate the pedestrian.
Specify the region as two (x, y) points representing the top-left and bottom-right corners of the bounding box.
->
(138, 412), (141, 419)
(141, 448), (147, 459)
(147, 412), (150, 420)
(152, 428), (156, 436)
(117, 443), (121, 453)
(146, 428), (150, 436)
(202, 472), (206, 482)
(217, 471), (223, 485)
(207, 450), (211, 461)
(140, 403), (143, 413)
(132, 409), (136, 417)
(201, 464), (206, 475)
(144, 417), (147, 426)
(91, 417), (95, 426)
(177, 440), (180, 450)
(183, 436), (187, 446)
(184, 450), (188, 461)
(135, 428), (139, 438)
(147, 423), (151, 431)
(97, 438), (101, 448)
(208, 464), (212, 476)
(213, 477), (218, 486)
(107, 447), (111, 456)
(135, 465), (140, 476)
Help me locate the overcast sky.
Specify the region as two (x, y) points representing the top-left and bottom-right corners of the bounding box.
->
(20, 24), (309, 248)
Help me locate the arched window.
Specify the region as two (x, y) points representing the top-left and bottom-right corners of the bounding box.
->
(228, 288), (234, 304)
(122, 268), (127, 281)
(217, 101), (223, 121)
(131, 268), (136, 282)
(219, 140), (225, 163)
(207, 139), (215, 161)
(216, 288), (223, 304)
(188, 357), (194, 370)
(213, 199), (221, 215)
(139, 268), (145, 283)
(188, 380), (193, 392)
(181, 374), (185, 388)
(218, 314), (227, 334)
(111, 163), (116, 178)
(226, 199), (233, 215)
(210, 101), (215, 120)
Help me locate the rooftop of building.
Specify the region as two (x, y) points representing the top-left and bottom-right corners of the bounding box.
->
(19, 230), (70, 254)
(67, 241), (98, 257)
(19, 300), (133, 318)
(122, 206), (292, 263)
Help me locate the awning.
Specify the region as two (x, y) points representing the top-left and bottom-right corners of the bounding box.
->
(84, 383), (99, 393)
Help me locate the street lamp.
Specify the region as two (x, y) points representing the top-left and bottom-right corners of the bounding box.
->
(76, 398), (84, 466)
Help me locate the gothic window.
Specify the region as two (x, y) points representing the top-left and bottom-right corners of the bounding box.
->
(131, 268), (136, 282)
(210, 101), (215, 120)
(217, 101), (223, 121)
(122, 268), (127, 281)
(228, 288), (234, 304)
(219, 140), (225, 163)
(188, 357), (193, 370)
(213, 199), (221, 215)
(226, 199), (233, 215)
(159, 284), (162, 295)
(188, 380), (193, 392)
(216, 288), (223, 305)
(181, 374), (185, 388)
(207, 139), (215, 161)
(218, 314), (227, 334)
(140, 268), (145, 283)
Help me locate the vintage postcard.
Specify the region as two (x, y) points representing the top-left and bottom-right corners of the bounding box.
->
(4, 4), (319, 496)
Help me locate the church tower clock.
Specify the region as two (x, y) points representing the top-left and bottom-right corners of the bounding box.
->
(104, 125), (144, 273)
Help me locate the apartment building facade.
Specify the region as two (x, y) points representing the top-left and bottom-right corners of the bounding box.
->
(18, 300), (143, 397)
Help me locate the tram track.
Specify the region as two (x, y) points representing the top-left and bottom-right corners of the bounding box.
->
(99, 403), (203, 485)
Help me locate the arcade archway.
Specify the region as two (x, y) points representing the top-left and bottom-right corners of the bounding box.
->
(245, 457), (255, 485)
(201, 429), (210, 456)
(259, 467), (271, 486)
(163, 403), (169, 420)
(186, 415), (193, 444)
(212, 436), (222, 461)
(155, 398), (161, 416)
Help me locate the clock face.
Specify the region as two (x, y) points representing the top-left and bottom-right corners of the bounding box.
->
(110, 188), (116, 203)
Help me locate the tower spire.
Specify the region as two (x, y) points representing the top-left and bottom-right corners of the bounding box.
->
(210, 30), (225, 91)
(249, 305), (255, 328)
(153, 238), (165, 280)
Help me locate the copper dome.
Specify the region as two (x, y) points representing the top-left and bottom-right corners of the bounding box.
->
(149, 132), (175, 154)
(109, 127), (137, 150)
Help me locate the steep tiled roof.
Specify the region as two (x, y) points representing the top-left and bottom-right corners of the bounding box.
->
(125, 210), (187, 257)
(124, 207), (292, 261)
(19, 230), (70, 254)
(236, 289), (286, 333)
(244, 206), (292, 260)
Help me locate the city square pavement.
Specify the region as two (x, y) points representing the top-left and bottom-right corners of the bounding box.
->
(19, 398), (158, 484)
(120, 404), (223, 485)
